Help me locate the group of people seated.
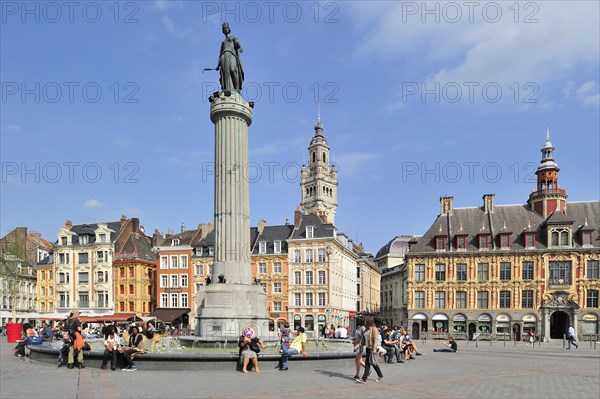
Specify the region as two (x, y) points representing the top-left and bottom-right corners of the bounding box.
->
(379, 325), (423, 363)
(99, 324), (145, 371)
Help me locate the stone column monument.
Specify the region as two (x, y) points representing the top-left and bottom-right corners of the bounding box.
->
(196, 23), (268, 339)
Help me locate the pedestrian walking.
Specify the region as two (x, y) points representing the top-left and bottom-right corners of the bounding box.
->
(356, 317), (383, 383)
(566, 325), (578, 349)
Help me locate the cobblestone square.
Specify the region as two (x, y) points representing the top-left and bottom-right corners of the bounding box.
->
(1, 340), (598, 399)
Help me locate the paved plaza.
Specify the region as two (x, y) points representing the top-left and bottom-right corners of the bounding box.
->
(1, 340), (598, 399)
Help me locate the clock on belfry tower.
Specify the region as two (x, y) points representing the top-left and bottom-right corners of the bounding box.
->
(300, 117), (338, 224)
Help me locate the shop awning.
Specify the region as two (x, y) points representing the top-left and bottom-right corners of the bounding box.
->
(149, 308), (190, 323)
(432, 314), (448, 321)
(79, 313), (139, 323)
(412, 313), (427, 320)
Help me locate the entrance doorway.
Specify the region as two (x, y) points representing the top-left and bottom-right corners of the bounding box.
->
(412, 322), (420, 340)
(421, 321), (428, 336)
(512, 323), (521, 341)
(550, 311), (569, 339)
(468, 323), (476, 341)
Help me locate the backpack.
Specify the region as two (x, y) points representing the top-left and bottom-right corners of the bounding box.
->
(250, 338), (261, 353)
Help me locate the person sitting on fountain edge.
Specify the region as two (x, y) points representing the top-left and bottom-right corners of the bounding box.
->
(120, 325), (144, 371)
(279, 326), (307, 371)
(238, 327), (266, 373)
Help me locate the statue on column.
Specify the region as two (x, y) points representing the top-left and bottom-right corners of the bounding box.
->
(217, 23), (244, 92)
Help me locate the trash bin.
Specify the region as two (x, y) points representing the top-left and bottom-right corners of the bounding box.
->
(6, 323), (22, 343)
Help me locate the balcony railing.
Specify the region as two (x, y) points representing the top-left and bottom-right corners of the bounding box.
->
(530, 187), (567, 197)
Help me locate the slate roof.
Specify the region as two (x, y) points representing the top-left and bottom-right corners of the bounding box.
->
(191, 230), (212, 257)
(160, 229), (203, 247)
(375, 236), (414, 259)
(115, 232), (155, 263)
(410, 201), (600, 254)
(252, 225), (294, 255)
(66, 221), (122, 245)
(289, 214), (335, 240)
(546, 210), (575, 225)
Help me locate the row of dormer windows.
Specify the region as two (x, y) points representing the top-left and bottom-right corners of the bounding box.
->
(433, 230), (593, 251)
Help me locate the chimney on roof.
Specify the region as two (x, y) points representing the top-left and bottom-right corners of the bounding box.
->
(197, 223), (214, 240)
(120, 215), (127, 227)
(152, 230), (164, 246)
(30, 231), (41, 244)
(65, 220), (73, 229)
(131, 218), (140, 232)
(483, 194), (495, 213)
(440, 196), (453, 216)
(294, 205), (303, 228)
(257, 219), (266, 234)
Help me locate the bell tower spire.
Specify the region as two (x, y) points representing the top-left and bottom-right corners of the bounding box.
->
(528, 128), (568, 217)
(300, 116), (338, 224)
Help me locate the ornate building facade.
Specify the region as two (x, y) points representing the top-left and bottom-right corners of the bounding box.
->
(250, 221), (292, 331)
(405, 133), (599, 341)
(53, 219), (121, 314)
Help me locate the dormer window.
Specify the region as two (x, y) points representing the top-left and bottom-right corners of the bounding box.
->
(499, 234), (511, 249)
(208, 246), (214, 256)
(582, 231), (593, 246)
(98, 234), (106, 243)
(274, 240), (282, 254)
(435, 236), (447, 251)
(549, 228), (570, 247)
(80, 235), (89, 245)
(306, 226), (315, 239)
(479, 234), (491, 250)
(172, 239), (180, 246)
(259, 241), (267, 254)
(455, 235), (467, 250)
(524, 233), (536, 249)
(61, 236), (67, 245)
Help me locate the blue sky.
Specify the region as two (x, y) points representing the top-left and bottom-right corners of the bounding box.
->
(1, 0), (599, 254)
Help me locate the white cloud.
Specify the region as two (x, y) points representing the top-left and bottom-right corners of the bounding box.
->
(563, 80), (600, 106)
(83, 199), (105, 209)
(348, 1), (599, 105)
(0, 124), (22, 134)
(161, 16), (198, 42)
(334, 152), (379, 176)
(154, 0), (183, 11)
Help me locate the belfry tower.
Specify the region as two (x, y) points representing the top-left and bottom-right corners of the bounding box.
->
(300, 117), (338, 224)
(528, 128), (568, 218)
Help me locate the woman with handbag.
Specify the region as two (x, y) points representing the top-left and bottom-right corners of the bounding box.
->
(238, 327), (266, 373)
(356, 317), (384, 383)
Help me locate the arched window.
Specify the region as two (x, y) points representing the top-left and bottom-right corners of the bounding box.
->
(551, 231), (559, 246)
(560, 231), (569, 246)
(305, 314), (314, 331)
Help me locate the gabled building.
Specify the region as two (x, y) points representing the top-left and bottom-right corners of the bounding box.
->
(405, 132), (600, 341)
(53, 218), (122, 314)
(153, 223), (213, 330)
(113, 218), (156, 317)
(0, 227), (53, 322)
(251, 220), (294, 331)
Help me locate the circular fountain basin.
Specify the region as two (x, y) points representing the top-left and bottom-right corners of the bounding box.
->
(28, 338), (356, 371)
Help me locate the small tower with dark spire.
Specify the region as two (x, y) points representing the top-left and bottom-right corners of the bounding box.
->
(300, 116), (338, 224)
(528, 128), (568, 217)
